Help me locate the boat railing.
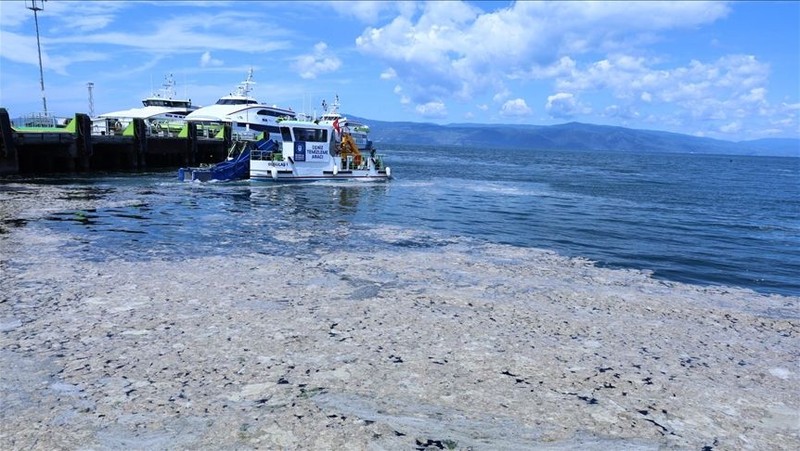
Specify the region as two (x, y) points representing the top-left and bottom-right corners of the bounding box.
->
(147, 120), (185, 138)
(371, 153), (386, 169)
(232, 130), (262, 141)
(251, 150), (282, 161)
(12, 112), (72, 129)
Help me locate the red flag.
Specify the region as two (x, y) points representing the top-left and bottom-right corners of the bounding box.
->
(333, 118), (341, 135)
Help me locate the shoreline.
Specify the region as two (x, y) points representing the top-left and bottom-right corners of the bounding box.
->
(1, 227), (798, 449)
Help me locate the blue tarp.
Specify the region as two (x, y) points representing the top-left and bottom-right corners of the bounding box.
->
(178, 138), (278, 182)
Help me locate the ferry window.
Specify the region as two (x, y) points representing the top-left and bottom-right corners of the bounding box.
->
(281, 127), (293, 142)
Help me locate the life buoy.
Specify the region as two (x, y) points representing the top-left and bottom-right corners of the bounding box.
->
(113, 120), (122, 132)
(155, 123), (163, 133)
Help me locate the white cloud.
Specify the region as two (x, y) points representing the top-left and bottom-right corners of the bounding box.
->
(200, 51), (223, 68)
(293, 42), (342, 79)
(500, 98), (532, 117)
(720, 121), (742, 134)
(349, 0), (800, 139)
(2, 3), (292, 73)
(416, 101), (447, 118)
(381, 68), (397, 80)
(545, 93), (590, 119)
(492, 88), (511, 104)
(356, 1), (729, 108)
(393, 85), (411, 104)
(0, 29), (108, 75)
(519, 56), (577, 80)
(327, 1), (403, 24)
(550, 53), (775, 132)
(604, 104), (640, 120)
(741, 87), (766, 104)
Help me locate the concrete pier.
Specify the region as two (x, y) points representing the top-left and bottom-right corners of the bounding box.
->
(0, 108), (232, 175)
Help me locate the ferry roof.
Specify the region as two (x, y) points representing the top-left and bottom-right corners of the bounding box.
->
(186, 104), (296, 122)
(98, 105), (196, 119)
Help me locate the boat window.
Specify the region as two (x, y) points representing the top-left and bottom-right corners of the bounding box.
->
(293, 127), (327, 142)
(216, 99), (253, 105)
(281, 127), (293, 142)
(256, 109), (294, 118)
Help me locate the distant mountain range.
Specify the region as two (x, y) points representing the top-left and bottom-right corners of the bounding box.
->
(347, 116), (799, 157)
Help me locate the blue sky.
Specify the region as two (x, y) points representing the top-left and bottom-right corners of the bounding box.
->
(1, 1), (798, 142)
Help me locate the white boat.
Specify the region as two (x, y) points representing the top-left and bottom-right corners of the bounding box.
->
(185, 69), (296, 141)
(93, 74), (198, 135)
(250, 120), (391, 182)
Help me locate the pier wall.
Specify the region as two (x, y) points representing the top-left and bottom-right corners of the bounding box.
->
(0, 109), (19, 175)
(0, 108), (232, 175)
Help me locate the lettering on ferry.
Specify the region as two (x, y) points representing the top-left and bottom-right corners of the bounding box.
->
(307, 144), (328, 160)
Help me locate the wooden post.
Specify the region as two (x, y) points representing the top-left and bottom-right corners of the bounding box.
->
(134, 118), (147, 170)
(188, 121), (197, 165)
(73, 113), (92, 171)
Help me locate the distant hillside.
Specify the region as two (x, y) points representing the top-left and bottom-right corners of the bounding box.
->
(346, 116), (799, 157)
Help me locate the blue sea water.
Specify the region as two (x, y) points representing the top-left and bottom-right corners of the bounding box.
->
(2, 145), (799, 296)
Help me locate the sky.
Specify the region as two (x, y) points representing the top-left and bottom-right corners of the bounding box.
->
(0, 0), (798, 142)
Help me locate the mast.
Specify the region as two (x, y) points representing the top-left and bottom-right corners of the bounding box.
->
(27, 0), (48, 116)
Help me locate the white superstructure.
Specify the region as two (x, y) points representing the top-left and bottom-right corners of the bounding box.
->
(185, 69), (296, 141)
(93, 74), (198, 135)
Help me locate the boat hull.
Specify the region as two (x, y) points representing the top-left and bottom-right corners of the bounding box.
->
(250, 168), (391, 182)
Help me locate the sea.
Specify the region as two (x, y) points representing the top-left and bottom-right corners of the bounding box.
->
(1, 145), (799, 297)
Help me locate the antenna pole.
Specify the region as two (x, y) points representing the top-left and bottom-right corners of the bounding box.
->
(87, 82), (95, 117)
(27, 0), (48, 116)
